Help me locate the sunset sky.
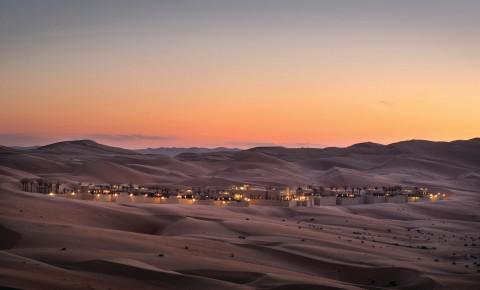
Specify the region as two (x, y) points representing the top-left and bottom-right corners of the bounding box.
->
(1, 0), (479, 148)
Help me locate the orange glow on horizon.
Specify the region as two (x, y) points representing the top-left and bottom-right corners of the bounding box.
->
(1, 1), (479, 148)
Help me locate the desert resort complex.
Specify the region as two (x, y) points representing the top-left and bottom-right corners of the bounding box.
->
(20, 179), (447, 207)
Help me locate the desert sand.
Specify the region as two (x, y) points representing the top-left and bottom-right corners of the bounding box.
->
(1, 139), (479, 289)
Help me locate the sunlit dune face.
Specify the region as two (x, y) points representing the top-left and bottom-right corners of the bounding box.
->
(0, 1), (479, 148)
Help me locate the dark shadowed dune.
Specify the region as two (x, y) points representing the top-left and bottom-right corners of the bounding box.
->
(33, 140), (138, 155)
(0, 225), (21, 249)
(0, 146), (17, 154)
(65, 259), (249, 290)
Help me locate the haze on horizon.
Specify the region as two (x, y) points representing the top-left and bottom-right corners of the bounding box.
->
(1, 0), (479, 148)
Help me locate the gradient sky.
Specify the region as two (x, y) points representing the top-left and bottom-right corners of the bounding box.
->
(1, 0), (479, 148)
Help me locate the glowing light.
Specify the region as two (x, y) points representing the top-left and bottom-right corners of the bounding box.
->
(48, 192), (55, 196)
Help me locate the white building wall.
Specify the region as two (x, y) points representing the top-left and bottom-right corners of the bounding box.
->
(313, 196), (337, 206)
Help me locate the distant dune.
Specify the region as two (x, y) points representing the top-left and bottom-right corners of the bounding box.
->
(34, 139), (138, 155)
(0, 145), (17, 153)
(137, 147), (240, 156)
(0, 138), (479, 189)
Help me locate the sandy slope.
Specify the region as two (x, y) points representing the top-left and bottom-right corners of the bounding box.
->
(0, 183), (479, 290)
(0, 139), (479, 289)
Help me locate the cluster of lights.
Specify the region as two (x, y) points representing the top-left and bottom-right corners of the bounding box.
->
(292, 196), (308, 201)
(428, 193), (446, 199)
(233, 193), (243, 200)
(231, 184), (248, 191)
(43, 184), (445, 207)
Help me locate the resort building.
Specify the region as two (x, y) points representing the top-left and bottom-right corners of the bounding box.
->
(21, 178), (60, 194)
(21, 180), (440, 208)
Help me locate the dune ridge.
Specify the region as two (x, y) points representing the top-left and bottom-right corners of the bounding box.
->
(0, 138), (479, 188)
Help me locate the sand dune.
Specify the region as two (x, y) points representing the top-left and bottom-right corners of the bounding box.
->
(0, 186), (479, 289)
(33, 140), (138, 156)
(1, 139), (479, 187)
(0, 138), (479, 289)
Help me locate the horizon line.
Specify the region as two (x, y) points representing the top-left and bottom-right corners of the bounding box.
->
(3, 136), (479, 151)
